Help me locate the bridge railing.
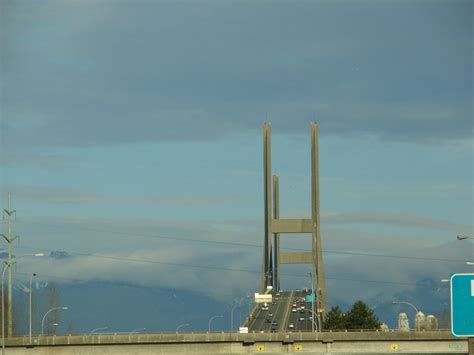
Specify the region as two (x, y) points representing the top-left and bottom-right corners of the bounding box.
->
(5, 329), (460, 346)
(242, 303), (260, 327)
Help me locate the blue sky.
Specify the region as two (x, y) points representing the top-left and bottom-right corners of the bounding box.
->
(0, 0), (472, 307)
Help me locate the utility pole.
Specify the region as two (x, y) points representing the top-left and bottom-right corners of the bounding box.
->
(1, 193), (19, 337)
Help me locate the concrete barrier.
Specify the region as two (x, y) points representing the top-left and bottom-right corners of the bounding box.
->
(1, 331), (470, 354)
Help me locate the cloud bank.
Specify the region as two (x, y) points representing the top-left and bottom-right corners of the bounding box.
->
(2, 0), (472, 150)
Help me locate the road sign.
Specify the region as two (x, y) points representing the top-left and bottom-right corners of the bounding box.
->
(254, 293), (272, 303)
(305, 294), (315, 302)
(450, 273), (474, 337)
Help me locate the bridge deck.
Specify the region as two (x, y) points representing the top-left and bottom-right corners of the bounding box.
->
(248, 290), (315, 332)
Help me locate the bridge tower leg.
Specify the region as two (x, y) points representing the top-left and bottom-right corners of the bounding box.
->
(261, 122), (273, 293)
(273, 175), (280, 292)
(261, 121), (327, 327)
(311, 122), (327, 319)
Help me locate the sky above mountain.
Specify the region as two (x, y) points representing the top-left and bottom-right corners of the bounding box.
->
(1, 0), (472, 327)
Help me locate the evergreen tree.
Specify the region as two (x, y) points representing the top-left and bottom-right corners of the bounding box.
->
(344, 300), (381, 330)
(323, 306), (346, 330)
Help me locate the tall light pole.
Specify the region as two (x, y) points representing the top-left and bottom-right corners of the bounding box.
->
(42, 307), (68, 336)
(29, 273), (37, 345)
(175, 323), (190, 333)
(208, 315), (223, 333)
(230, 299), (243, 332)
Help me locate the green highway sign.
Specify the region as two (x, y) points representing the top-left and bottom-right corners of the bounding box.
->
(305, 294), (315, 302)
(450, 273), (474, 337)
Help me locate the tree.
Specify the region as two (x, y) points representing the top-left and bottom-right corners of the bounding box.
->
(323, 306), (346, 330)
(323, 301), (381, 330)
(344, 300), (381, 330)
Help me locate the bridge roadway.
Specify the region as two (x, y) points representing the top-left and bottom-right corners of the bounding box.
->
(1, 330), (471, 354)
(248, 290), (314, 332)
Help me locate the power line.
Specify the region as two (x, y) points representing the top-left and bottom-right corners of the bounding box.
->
(15, 244), (287, 275)
(16, 219), (259, 247)
(12, 219), (470, 263)
(13, 245), (443, 288)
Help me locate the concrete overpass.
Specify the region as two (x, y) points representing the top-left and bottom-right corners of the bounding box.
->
(2, 330), (471, 354)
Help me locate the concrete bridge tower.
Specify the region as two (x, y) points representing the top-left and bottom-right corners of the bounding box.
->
(261, 122), (327, 317)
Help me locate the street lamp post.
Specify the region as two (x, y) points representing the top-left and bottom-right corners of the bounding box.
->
(2, 253), (43, 355)
(90, 327), (108, 334)
(303, 308), (320, 332)
(208, 315), (223, 333)
(246, 292), (253, 321)
(44, 323), (58, 335)
(391, 301), (419, 314)
(457, 236), (474, 267)
(29, 273), (37, 345)
(392, 301), (420, 330)
(42, 307), (68, 336)
(175, 323), (190, 333)
(392, 301), (418, 332)
(230, 299), (243, 332)
(456, 235), (474, 240)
